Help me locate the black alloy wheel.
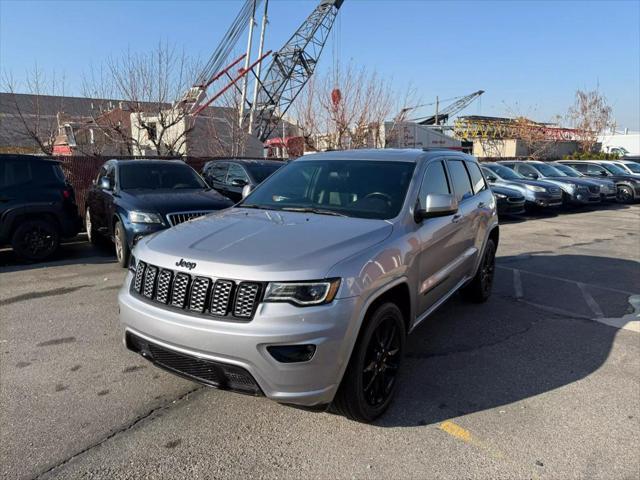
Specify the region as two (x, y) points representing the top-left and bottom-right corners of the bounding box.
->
(11, 219), (60, 261)
(362, 315), (402, 408)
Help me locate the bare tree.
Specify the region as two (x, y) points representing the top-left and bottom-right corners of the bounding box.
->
(291, 62), (395, 151)
(2, 66), (66, 155)
(83, 43), (200, 156)
(568, 88), (615, 153)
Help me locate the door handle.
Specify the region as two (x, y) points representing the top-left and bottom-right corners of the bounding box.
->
(452, 214), (462, 223)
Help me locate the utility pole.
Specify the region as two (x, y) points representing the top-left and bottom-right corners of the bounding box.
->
(239, 0), (257, 128)
(434, 96), (439, 126)
(249, 0), (269, 134)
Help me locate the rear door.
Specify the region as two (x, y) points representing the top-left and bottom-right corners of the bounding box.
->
(416, 159), (468, 315)
(0, 158), (33, 238)
(208, 162), (229, 197)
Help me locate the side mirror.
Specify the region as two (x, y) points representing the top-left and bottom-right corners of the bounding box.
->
(99, 176), (112, 190)
(599, 171), (608, 176)
(241, 184), (253, 199)
(486, 175), (497, 183)
(526, 172), (539, 179)
(231, 178), (248, 187)
(415, 193), (459, 222)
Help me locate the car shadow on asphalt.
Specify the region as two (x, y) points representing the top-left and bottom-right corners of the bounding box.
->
(0, 238), (116, 273)
(374, 253), (638, 428)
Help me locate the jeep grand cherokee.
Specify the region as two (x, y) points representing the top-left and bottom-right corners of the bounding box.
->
(119, 149), (499, 422)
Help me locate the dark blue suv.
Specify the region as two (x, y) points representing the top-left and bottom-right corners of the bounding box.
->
(85, 159), (232, 267)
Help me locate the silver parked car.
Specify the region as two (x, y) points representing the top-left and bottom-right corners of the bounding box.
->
(119, 149), (499, 422)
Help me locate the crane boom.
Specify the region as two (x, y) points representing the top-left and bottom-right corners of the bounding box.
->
(250, 0), (344, 141)
(417, 90), (484, 125)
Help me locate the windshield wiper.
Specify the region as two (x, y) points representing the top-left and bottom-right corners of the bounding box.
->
(280, 207), (348, 217)
(238, 204), (272, 210)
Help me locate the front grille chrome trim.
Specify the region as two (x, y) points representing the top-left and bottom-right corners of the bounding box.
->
(130, 263), (262, 321)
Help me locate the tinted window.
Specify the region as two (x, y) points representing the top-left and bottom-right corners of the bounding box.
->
(246, 164), (282, 183)
(569, 163), (588, 173)
(446, 160), (473, 201)
(0, 159), (32, 188)
(465, 161), (487, 194)
(517, 164), (539, 178)
(486, 164), (523, 180)
(226, 164), (249, 185)
(243, 160), (415, 220)
(586, 164), (607, 175)
(554, 164), (581, 177)
(535, 163), (565, 177)
(208, 162), (228, 183)
(601, 163), (627, 175)
(119, 163), (206, 190)
(419, 161), (450, 208)
(623, 162), (640, 173)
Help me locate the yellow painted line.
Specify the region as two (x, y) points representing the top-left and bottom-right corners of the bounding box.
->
(438, 421), (473, 443)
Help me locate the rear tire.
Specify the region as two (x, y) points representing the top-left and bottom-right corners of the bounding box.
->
(332, 302), (406, 422)
(114, 220), (130, 268)
(11, 218), (60, 261)
(462, 238), (496, 303)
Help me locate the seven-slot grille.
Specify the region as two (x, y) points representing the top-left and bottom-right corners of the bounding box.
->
(167, 211), (211, 227)
(132, 261), (261, 320)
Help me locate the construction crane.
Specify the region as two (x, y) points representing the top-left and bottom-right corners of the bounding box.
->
(178, 0), (265, 114)
(414, 90), (485, 126)
(249, 0), (345, 141)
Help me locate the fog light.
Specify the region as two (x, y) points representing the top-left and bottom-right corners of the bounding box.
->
(267, 345), (316, 363)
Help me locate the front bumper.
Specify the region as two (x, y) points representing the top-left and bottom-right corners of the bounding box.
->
(119, 278), (358, 407)
(497, 199), (525, 215)
(565, 190), (601, 205)
(525, 192), (563, 208)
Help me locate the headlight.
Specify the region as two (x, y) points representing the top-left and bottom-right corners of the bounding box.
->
(494, 193), (507, 199)
(264, 279), (341, 306)
(525, 185), (546, 192)
(129, 211), (164, 224)
(128, 254), (137, 273)
(563, 184), (576, 194)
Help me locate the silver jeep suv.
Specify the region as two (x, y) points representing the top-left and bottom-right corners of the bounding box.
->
(119, 149), (499, 421)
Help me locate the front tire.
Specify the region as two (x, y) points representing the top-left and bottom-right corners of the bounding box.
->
(617, 186), (634, 204)
(11, 218), (60, 261)
(85, 208), (100, 245)
(114, 220), (130, 268)
(332, 302), (406, 422)
(462, 238), (496, 303)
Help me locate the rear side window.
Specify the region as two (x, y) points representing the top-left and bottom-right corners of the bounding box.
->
(586, 164), (607, 175)
(465, 161), (487, 194)
(0, 159), (32, 188)
(446, 160), (473, 201)
(226, 164), (249, 185)
(419, 161), (450, 208)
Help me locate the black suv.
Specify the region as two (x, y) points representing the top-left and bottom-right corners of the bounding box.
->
(558, 160), (640, 203)
(0, 154), (81, 261)
(202, 159), (284, 202)
(85, 159), (232, 267)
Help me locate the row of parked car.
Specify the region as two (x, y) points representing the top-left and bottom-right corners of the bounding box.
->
(1, 154), (639, 263)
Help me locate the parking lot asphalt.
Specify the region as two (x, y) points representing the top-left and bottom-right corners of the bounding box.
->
(1, 204), (639, 480)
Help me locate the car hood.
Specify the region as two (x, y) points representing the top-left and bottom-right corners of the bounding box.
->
(120, 189), (233, 214)
(136, 207), (394, 280)
(496, 178), (558, 190)
(539, 177), (595, 189)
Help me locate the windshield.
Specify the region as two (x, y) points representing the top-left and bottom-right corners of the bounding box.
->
(553, 164), (582, 177)
(240, 159), (415, 220)
(119, 163), (206, 190)
(486, 164), (523, 180)
(246, 164), (283, 183)
(623, 162), (640, 173)
(602, 163), (627, 175)
(535, 163), (566, 177)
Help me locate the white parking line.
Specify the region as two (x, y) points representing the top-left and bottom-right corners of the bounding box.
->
(512, 269), (523, 299)
(578, 283), (604, 318)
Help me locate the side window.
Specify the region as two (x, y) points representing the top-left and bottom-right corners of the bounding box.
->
(465, 161), (487, 194)
(1, 159), (32, 188)
(586, 164), (606, 175)
(446, 159), (473, 202)
(96, 165), (108, 183)
(226, 163), (249, 185)
(106, 165), (116, 188)
(518, 164), (538, 177)
(481, 167), (497, 183)
(210, 163), (228, 183)
(568, 163), (586, 173)
(419, 160), (450, 208)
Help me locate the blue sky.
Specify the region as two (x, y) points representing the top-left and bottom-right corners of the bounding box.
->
(1, 0), (639, 129)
